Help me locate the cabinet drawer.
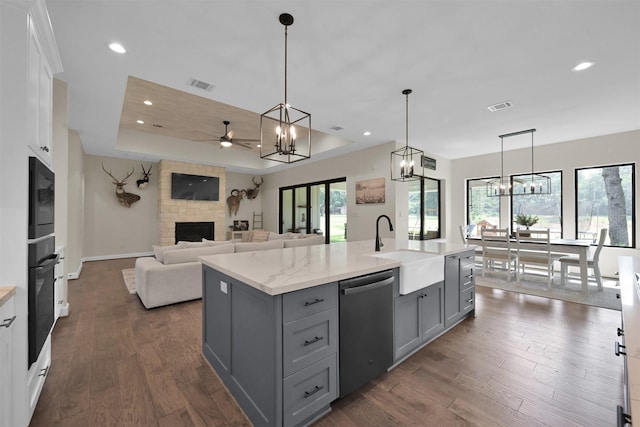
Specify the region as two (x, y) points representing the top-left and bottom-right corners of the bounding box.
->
(283, 308), (337, 376)
(283, 354), (337, 427)
(283, 283), (337, 323)
(461, 266), (475, 289)
(462, 288), (475, 314)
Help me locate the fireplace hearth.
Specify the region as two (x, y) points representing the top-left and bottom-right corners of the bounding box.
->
(175, 221), (214, 243)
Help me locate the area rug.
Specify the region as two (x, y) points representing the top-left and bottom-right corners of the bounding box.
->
(122, 268), (136, 294)
(475, 272), (621, 311)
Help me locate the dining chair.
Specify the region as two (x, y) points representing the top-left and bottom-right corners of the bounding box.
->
(559, 228), (607, 290)
(481, 227), (517, 281)
(515, 228), (560, 286)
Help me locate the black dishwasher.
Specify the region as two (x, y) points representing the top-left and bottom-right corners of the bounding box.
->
(339, 269), (394, 398)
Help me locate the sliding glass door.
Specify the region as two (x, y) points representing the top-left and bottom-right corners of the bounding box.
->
(279, 178), (347, 243)
(407, 177), (441, 240)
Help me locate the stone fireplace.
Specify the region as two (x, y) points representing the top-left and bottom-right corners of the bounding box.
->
(158, 160), (226, 245)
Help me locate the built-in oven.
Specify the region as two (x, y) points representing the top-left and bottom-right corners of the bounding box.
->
(29, 156), (55, 239)
(28, 236), (58, 367)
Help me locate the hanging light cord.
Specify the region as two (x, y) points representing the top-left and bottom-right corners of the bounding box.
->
(283, 23), (288, 108)
(405, 91), (409, 149)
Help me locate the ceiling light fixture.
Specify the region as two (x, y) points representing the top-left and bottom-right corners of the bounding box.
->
(573, 61), (595, 71)
(136, 120), (144, 124)
(390, 89), (424, 182)
(108, 42), (126, 54)
(143, 100), (153, 106)
(486, 128), (551, 197)
(260, 13), (311, 164)
(363, 131), (371, 136)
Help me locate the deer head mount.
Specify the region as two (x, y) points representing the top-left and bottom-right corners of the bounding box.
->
(245, 176), (263, 200)
(136, 164), (152, 189)
(226, 189), (246, 216)
(102, 164), (141, 208)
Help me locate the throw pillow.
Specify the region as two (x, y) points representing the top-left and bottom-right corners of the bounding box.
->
(251, 230), (270, 242)
(163, 244), (235, 265)
(153, 244), (183, 263)
(234, 240), (285, 253)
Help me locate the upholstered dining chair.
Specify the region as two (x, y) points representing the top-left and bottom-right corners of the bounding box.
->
(558, 228), (607, 290)
(481, 227), (517, 281)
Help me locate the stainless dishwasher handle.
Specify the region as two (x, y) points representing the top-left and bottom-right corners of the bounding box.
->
(342, 276), (394, 296)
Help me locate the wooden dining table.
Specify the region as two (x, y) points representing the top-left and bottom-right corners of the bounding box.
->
(468, 237), (594, 292)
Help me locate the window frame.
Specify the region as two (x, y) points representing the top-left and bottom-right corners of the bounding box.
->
(574, 162), (636, 248)
(466, 176), (500, 237)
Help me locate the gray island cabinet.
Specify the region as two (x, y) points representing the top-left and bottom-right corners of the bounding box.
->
(202, 266), (339, 427)
(393, 249), (476, 363)
(200, 240), (476, 427)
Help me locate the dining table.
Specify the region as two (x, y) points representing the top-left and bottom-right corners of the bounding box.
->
(468, 237), (594, 292)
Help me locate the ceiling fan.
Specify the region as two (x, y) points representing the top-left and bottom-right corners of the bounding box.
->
(193, 120), (260, 150)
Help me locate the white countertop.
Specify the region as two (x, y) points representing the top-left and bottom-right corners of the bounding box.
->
(200, 238), (475, 296)
(618, 256), (640, 419)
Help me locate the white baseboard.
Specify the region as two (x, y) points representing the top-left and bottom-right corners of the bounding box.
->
(82, 251), (154, 262)
(60, 303), (69, 317)
(67, 262), (83, 280)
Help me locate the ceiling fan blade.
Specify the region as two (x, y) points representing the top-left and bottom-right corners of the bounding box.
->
(232, 138), (260, 143)
(192, 138), (216, 142)
(227, 130), (234, 140)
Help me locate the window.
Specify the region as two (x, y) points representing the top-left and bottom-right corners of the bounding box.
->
(576, 164), (635, 247)
(466, 177), (500, 238)
(279, 178), (347, 243)
(510, 171), (563, 239)
(408, 177), (441, 240)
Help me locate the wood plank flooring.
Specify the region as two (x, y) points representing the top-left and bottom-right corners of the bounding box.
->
(30, 258), (623, 426)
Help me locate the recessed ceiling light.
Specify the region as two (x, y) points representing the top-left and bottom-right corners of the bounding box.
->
(108, 42), (126, 54)
(363, 131), (371, 136)
(136, 120), (144, 124)
(572, 61), (595, 71)
(143, 100), (152, 106)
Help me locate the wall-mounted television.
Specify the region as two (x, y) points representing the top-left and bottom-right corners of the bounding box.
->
(171, 173), (220, 201)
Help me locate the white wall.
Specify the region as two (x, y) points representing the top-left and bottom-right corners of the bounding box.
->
(66, 130), (84, 277)
(82, 155), (158, 258)
(451, 130), (640, 276)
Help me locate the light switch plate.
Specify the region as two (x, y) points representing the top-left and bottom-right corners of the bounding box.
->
(220, 281), (227, 294)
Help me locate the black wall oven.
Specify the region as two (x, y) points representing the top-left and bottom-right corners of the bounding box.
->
(29, 156), (55, 239)
(28, 236), (57, 367)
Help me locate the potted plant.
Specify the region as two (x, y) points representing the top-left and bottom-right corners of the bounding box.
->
(515, 214), (539, 236)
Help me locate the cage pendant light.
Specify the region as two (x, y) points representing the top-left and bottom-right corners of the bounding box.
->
(391, 89), (424, 182)
(486, 128), (551, 197)
(260, 13), (311, 164)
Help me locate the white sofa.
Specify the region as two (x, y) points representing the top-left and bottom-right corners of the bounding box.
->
(134, 231), (325, 308)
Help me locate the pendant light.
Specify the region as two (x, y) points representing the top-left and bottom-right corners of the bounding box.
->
(486, 128), (551, 197)
(391, 89), (424, 182)
(260, 13), (311, 164)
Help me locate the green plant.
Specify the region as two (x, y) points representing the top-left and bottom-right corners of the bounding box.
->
(515, 214), (539, 228)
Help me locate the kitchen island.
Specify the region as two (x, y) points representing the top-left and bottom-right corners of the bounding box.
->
(200, 239), (476, 427)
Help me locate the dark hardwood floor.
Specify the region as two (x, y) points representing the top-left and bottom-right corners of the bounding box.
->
(30, 258), (623, 426)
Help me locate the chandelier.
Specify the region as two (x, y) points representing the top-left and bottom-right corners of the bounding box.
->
(390, 89), (424, 182)
(260, 13), (311, 164)
(486, 128), (551, 197)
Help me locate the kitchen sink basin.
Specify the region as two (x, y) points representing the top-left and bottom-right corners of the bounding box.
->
(370, 250), (444, 295)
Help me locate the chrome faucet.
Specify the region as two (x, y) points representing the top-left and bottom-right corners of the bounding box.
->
(375, 214), (394, 251)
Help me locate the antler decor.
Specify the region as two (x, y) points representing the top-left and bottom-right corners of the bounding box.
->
(245, 176), (263, 200)
(102, 164), (141, 208)
(226, 189), (246, 216)
(136, 164), (152, 189)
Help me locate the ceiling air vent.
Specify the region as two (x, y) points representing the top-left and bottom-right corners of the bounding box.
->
(189, 78), (215, 92)
(330, 125), (344, 131)
(487, 100), (513, 112)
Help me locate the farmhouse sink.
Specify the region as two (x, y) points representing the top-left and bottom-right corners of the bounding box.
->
(370, 250), (444, 295)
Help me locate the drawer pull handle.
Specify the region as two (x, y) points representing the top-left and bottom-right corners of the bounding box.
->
(615, 342), (626, 356)
(467, 298), (474, 304)
(617, 293), (621, 299)
(304, 298), (324, 307)
(304, 385), (324, 398)
(465, 274), (474, 279)
(618, 327), (624, 337)
(1, 316), (16, 328)
(40, 146), (50, 153)
(39, 366), (49, 377)
(304, 336), (324, 346)
(419, 293), (428, 299)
